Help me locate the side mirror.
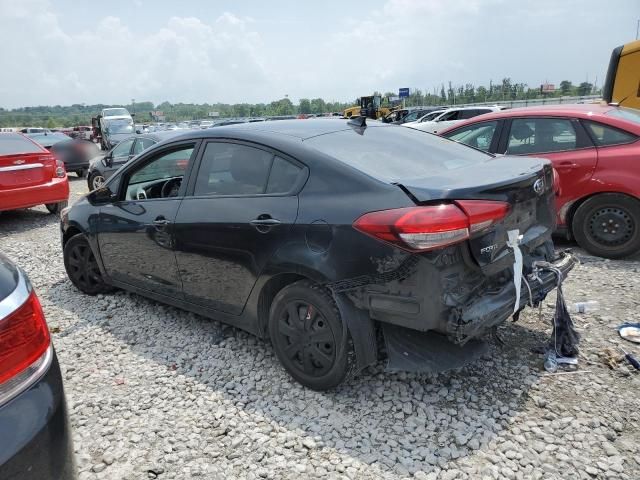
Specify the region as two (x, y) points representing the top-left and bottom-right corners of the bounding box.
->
(88, 186), (116, 204)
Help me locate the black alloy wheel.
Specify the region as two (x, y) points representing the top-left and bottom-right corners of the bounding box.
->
(269, 281), (354, 390)
(572, 193), (640, 259)
(63, 234), (113, 295)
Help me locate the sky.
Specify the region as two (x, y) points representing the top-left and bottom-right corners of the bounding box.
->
(0, 0), (638, 108)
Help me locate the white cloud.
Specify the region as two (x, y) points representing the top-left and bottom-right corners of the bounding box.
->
(0, 0), (636, 107)
(0, 0), (274, 107)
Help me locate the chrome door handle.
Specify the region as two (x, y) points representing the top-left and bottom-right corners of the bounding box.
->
(250, 218), (281, 226)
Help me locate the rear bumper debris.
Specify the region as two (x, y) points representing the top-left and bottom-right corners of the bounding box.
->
(448, 250), (576, 344)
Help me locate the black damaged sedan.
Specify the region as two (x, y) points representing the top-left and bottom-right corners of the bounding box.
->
(0, 254), (75, 478)
(60, 119), (575, 390)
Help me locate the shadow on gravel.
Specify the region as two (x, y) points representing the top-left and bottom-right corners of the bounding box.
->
(0, 208), (59, 234)
(47, 277), (557, 476)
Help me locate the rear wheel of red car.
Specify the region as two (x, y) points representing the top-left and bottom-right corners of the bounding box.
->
(63, 234), (113, 295)
(45, 201), (67, 215)
(268, 281), (354, 391)
(572, 193), (640, 259)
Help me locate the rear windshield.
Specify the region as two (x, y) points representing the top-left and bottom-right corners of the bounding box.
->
(304, 126), (490, 182)
(104, 108), (129, 117)
(0, 133), (43, 155)
(606, 107), (640, 125)
(28, 133), (70, 146)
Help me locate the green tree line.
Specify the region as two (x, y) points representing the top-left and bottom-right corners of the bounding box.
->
(389, 78), (598, 108)
(0, 78), (600, 128)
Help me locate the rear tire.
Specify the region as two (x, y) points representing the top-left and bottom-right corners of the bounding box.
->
(45, 201), (67, 215)
(63, 233), (113, 295)
(268, 281), (354, 391)
(572, 193), (640, 259)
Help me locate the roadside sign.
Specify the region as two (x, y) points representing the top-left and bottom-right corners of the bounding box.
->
(208, 111), (220, 117)
(399, 88), (410, 98)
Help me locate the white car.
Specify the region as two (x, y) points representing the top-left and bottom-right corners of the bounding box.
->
(101, 107), (132, 120)
(404, 106), (505, 134)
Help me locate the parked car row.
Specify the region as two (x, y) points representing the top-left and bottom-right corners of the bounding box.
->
(404, 105), (507, 133)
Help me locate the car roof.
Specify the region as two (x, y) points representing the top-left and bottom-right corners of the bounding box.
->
(462, 103), (614, 120)
(168, 118), (362, 141)
(435, 103), (635, 135)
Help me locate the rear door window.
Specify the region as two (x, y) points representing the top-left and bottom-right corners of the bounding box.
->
(194, 143), (274, 196)
(582, 121), (637, 146)
(439, 110), (460, 121)
(111, 139), (134, 162)
(266, 157), (302, 194)
(507, 118), (577, 155)
(132, 137), (156, 156)
(444, 121), (499, 152)
(0, 134), (43, 154)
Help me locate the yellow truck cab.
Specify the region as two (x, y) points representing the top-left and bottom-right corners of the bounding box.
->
(603, 40), (640, 109)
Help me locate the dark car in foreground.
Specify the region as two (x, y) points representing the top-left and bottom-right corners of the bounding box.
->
(0, 132), (69, 215)
(0, 254), (75, 478)
(439, 104), (640, 258)
(60, 119), (574, 390)
(27, 132), (98, 178)
(87, 131), (181, 191)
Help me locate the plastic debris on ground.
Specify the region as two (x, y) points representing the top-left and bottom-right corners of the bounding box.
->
(618, 323), (640, 344)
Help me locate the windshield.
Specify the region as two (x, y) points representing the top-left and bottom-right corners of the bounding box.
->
(419, 110), (445, 122)
(606, 107), (640, 125)
(105, 118), (134, 135)
(0, 133), (44, 154)
(305, 125), (490, 183)
(103, 108), (129, 117)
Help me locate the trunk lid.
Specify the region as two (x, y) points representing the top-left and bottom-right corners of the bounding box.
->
(396, 156), (555, 273)
(0, 152), (56, 190)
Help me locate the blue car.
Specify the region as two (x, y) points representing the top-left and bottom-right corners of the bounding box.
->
(0, 253), (75, 479)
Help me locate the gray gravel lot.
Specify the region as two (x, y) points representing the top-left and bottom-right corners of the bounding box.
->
(1, 176), (639, 480)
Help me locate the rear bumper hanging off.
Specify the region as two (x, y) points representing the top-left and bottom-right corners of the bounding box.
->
(448, 250), (576, 344)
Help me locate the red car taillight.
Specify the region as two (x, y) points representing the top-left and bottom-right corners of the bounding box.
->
(55, 159), (66, 178)
(353, 200), (509, 252)
(0, 291), (51, 385)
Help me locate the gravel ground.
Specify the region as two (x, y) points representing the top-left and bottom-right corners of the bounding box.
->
(1, 176), (639, 480)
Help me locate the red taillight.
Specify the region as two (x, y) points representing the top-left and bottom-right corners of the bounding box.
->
(55, 159), (66, 178)
(0, 291), (50, 384)
(353, 200), (509, 252)
(456, 200), (510, 233)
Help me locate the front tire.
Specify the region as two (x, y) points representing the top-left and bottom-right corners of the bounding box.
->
(88, 172), (106, 191)
(45, 201), (67, 215)
(268, 281), (354, 391)
(63, 234), (113, 295)
(572, 193), (640, 259)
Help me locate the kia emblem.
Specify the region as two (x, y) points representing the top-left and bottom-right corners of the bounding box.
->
(533, 178), (544, 195)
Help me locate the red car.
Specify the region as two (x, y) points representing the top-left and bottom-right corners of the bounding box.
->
(439, 104), (640, 258)
(0, 132), (69, 214)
